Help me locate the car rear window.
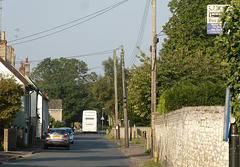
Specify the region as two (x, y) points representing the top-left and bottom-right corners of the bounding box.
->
(49, 129), (66, 134)
(66, 129), (72, 133)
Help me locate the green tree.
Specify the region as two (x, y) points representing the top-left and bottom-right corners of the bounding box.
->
(0, 74), (24, 140)
(91, 57), (124, 125)
(127, 0), (228, 126)
(127, 51), (151, 126)
(31, 57), (88, 99)
(215, 1), (240, 124)
(158, 0), (227, 95)
(216, 1), (240, 106)
(31, 58), (97, 126)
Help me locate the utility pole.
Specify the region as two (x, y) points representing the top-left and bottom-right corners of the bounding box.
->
(114, 50), (119, 139)
(121, 45), (129, 148)
(151, 0), (157, 158)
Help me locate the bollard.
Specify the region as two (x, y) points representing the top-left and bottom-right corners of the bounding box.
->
(154, 151), (157, 162)
(229, 123), (239, 167)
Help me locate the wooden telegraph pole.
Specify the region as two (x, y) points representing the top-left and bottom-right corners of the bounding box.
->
(114, 50), (119, 139)
(121, 45), (129, 148)
(151, 0), (157, 158)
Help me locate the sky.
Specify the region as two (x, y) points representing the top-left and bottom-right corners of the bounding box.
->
(2, 0), (171, 75)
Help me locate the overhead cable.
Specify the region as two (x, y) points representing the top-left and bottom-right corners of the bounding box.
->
(127, 0), (150, 68)
(16, 48), (117, 64)
(9, 0), (128, 45)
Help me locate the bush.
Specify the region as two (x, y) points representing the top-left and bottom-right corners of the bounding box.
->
(157, 81), (225, 113)
(53, 121), (64, 128)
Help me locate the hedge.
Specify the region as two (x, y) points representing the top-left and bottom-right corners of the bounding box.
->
(157, 81), (225, 114)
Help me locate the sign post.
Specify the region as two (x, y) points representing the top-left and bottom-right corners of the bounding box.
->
(223, 88), (231, 141)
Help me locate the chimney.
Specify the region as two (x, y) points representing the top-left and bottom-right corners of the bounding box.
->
(24, 57), (30, 77)
(19, 62), (25, 76)
(0, 31), (7, 60)
(1, 31), (5, 41)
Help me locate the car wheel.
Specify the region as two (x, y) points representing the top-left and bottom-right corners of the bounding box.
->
(71, 141), (74, 144)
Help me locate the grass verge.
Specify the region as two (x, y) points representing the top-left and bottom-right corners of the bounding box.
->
(140, 161), (163, 167)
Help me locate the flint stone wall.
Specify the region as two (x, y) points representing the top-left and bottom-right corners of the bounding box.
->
(155, 106), (228, 167)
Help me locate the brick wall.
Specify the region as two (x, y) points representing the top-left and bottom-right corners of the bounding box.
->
(154, 106), (228, 167)
(4, 128), (17, 151)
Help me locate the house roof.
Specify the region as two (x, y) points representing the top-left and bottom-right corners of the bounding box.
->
(49, 100), (62, 109)
(0, 57), (35, 91)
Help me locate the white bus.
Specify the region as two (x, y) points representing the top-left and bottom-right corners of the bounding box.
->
(82, 110), (98, 133)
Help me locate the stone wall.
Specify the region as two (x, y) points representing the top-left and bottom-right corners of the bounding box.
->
(154, 106), (228, 167)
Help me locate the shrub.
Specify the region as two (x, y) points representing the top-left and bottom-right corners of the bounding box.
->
(157, 81), (225, 113)
(53, 121), (64, 128)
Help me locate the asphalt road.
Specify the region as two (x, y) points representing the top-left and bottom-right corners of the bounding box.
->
(1, 132), (132, 167)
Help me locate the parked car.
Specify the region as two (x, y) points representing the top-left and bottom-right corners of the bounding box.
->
(44, 128), (70, 149)
(60, 127), (74, 144)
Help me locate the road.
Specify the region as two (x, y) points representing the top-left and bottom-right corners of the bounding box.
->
(1, 132), (132, 167)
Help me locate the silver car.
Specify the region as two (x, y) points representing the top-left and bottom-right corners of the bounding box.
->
(44, 128), (70, 149)
(60, 127), (74, 144)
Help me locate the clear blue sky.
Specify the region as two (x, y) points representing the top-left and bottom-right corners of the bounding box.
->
(2, 0), (171, 75)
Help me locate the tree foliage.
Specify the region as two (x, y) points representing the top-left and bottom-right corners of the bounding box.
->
(0, 74), (24, 142)
(0, 74), (24, 128)
(127, 51), (151, 126)
(216, 1), (240, 107)
(127, 0), (228, 126)
(91, 57), (123, 125)
(158, 0), (227, 102)
(31, 57), (88, 99)
(215, 1), (240, 125)
(158, 81), (225, 113)
(31, 58), (98, 126)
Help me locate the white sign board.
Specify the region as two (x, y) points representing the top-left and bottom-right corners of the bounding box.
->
(207, 5), (228, 34)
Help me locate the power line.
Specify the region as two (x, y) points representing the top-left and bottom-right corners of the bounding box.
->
(8, 1), (126, 43)
(127, 0), (150, 68)
(9, 0), (129, 45)
(15, 48), (117, 64)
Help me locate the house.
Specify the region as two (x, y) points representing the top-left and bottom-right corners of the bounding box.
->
(0, 56), (35, 147)
(48, 99), (63, 122)
(37, 91), (50, 139)
(0, 31), (50, 147)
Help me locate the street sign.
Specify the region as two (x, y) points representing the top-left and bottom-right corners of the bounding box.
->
(207, 4), (228, 34)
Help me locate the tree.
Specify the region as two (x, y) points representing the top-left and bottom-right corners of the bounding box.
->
(158, 0), (227, 94)
(0, 74), (24, 141)
(127, 51), (151, 126)
(215, 1), (240, 123)
(91, 57), (124, 126)
(31, 57), (88, 99)
(31, 58), (97, 126)
(127, 0), (228, 126)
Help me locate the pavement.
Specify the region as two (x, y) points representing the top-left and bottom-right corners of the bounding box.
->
(119, 143), (151, 167)
(0, 138), (151, 167)
(0, 139), (44, 165)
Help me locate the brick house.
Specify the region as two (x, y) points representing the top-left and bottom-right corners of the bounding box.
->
(0, 31), (50, 149)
